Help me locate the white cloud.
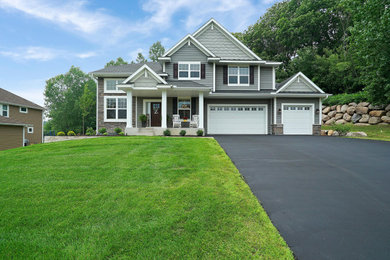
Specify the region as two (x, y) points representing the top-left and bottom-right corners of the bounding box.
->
(129, 48), (145, 62)
(75, 51), (97, 59)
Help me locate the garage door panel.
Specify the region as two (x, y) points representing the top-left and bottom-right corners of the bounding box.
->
(208, 105), (267, 134)
(282, 104), (313, 135)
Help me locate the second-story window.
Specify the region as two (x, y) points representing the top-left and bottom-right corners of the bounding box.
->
(1, 104), (9, 117)
(178, 62), (200, 80)
(104, 79), (126, 93)
(228, 66), (249, 86)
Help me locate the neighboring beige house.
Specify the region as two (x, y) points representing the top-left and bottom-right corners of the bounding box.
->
(0, 88), (44, 151)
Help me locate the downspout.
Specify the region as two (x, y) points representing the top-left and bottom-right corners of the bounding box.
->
(91, 73), (99, 134)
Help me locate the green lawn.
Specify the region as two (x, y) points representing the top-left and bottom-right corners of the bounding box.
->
(322, 124), (390, 141)
(0, 137), (292, 259)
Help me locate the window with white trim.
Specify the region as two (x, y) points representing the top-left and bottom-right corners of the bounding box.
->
(178, 62), (200, 80)
(178, 97), (191, 120)
(104, 79), (126, 93)
(20, 107), (28, 113)
(105, 97), (127, 121)
(228, 66), (249, 86)
(27, 127), (34, 134)
(0, 104), (9, 117)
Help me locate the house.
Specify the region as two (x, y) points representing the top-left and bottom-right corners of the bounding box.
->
(91, 18), (328, 136)
(0, 88), (44, 150)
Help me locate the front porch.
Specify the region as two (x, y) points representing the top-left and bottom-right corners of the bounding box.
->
(126, 127), (202, 136)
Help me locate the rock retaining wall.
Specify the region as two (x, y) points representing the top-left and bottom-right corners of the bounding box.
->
(322, 103), (390, 125)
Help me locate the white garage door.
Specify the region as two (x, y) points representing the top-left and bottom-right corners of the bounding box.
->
(208, 105), (267, 134)
(282, 104), (314, 135)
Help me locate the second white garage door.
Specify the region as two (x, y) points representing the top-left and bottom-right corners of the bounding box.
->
(282, 104), (314, 135)
(207, 105), (267, 134)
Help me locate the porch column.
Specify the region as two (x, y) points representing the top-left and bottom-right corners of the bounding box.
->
(199, 91), (204, 129)
(127, 90), (133, 128)
(161, 90), (167, 128)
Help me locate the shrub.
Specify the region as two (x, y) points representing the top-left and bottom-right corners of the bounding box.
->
(180, 130), (186, 136)
(139, 114), (147, 122)
(330, 123), (352, 136)
(118, 131), (125, 136)
(323, 91), (369, 106)
(86, 127), (95, 136)
(99, 128), (107, 134)
(67, 130), (76, 136)
(163, 129), (171, 136)
(196, 130), (204, 136)
(114, 127), (122, 134)
(56, 131), (65, 136)
(103, 132), (108, 136)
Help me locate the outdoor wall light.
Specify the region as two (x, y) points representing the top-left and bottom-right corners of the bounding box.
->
(278, 108), (282, 113)
(316, 108), (320, 114)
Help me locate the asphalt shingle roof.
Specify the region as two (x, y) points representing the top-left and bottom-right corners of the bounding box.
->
(275, 73), (298, 90)
(0, 88), (44, 110)
(91, 62), (163, 75)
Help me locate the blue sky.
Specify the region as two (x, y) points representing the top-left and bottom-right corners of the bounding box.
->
(0, 0), (278, 106)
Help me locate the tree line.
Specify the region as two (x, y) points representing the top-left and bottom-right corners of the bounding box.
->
(236, 0), (389, 104)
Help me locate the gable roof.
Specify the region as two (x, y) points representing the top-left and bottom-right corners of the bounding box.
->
(91, 62), (163, 76)
(123, 64), (167, 84)
(163, 34), (215, 57)
(193, 18), (261, 61)
(0, 88), (44, 110)
(276, 72), (325, 94)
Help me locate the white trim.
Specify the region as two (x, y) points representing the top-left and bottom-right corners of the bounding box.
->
(273, 98), (277, 125)
(161, 90), (167, 128)
(19, 107), (28, 113)
(163, 34), (215, 57)
(213, 62), (216, 92)
(162, 62), (165, 73)
(272, 67), (275, 90)
(27, 126), (34, 134)
(177, 97), (192, 120)
(104, 78), (126, 93)
(258, 65), (260, 91)
(158, 57), (171, 62)
(319, 98), (322, 124)
(104, 96), (128, 123)
(199, 92), (204, 129)
(126, 91), (133, 128)
(135, 96), (138, 128)
(276, 72), (325, 94)
(123, 64), (167, 84)
(0, 104), (9, 117)
(142, 99), (162, 114)
(178, 62), (201, 80)
(207, 104), (268, 135)
(23, 126), (25, 146)
(193, 19), (262, 61)
(218, 60), (265, 64)
(281, 103), (315, 134)
(228, 65), (249, 86)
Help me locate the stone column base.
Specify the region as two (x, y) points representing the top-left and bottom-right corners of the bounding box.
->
(272, 124), (283, 135)
(313, 124), (321, 136)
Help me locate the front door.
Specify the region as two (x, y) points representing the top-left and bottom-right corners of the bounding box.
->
(151, 102), (162, 127)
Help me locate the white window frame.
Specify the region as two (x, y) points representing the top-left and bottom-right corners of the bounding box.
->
(20, 107), (28, 113)
(104, 78), (126, 93)
(0, 104), (9, 117)
(178, 62), (201, 80)
(178, 97), (192, 120)
(104, 96), (127, 122)
(27, 126), (34, 134)
(228, 65), (249, 86)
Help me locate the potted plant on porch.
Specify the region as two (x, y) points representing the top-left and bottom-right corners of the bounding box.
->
(139, 114), (147, 127)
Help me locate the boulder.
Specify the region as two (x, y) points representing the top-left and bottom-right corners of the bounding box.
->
(346, 131), (368, 137)
(357, 102), (369, 107)
(336, 105), (342, 112)
(346, 106), (356, 115)
(331, 105), (337, 111)
(328, 111), (337, 117)
(355, 106), (369, 115)
(321, 130), (327, 136)
(381, 116), (390, 123)
(343, 113), (352, 121)
(335, 119), (346, 125)
(322, 105), (326, 109)
(359, 114), (370, 123)
(385, 104), (390, 111)
(333, 131), (340, 136)
(325, 118), (336, 125)
(354, 123), (370, 126)
(322, 115), (330, 122)
(335, 113), (344, 120)
(387, 111), (390, 117)
(349, 102), (357, 107)
(341, 104), (348, 113)
(368, 104), (385, 110)
(327, 130), (334, 136)
(369, 110), (386, 117)
(368, 116), (382, 125)
(322, 107), (331, 114)
(351, 113), (362, 123)
(378, 122), (389, 125)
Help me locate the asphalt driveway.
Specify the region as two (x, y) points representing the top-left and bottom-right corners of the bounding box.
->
(214, 136), (390, 260)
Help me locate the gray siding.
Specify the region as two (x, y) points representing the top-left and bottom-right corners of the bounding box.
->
(165, 43), (212, 88)
(276, 98), (320, 124)
(133, 73), (158, 88)
(260, 67), (273, 89)
(215, 65), (259, 91)
(204, 99), (273, 134)
(196, 25), (253, 60)
(281, 76), (317, 92)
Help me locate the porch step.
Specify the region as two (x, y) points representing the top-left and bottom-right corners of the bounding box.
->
(135, 128), (155, 136)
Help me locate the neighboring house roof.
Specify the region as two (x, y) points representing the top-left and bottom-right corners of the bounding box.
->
(0, 116), (29, 126)
(276, 72), (325, 94)
(0, 88), (44, 110)
(163, 34), (215, 57)
(91, 62), (163, 76)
